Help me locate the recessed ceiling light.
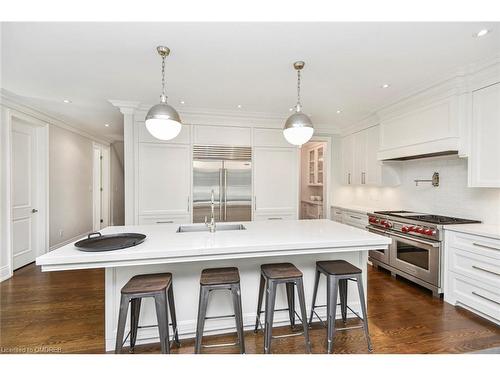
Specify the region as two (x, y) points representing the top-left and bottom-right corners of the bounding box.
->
(336, 109), (342, 114)
(289, 108), (294, 112)
(476, 29), (490, 38)
(381, 84), (390, 89)
(237, 104), (242, 109)
(180, 100), (185, 104)
(104, 123), (110, 127)
(63, 99), (71, 103)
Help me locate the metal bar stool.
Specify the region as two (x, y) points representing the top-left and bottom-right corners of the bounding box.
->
(194, 267), (245, 354)
(115, 273), (180, 354)
(254, 263), (311, 354)
(309, 260), (372, 353)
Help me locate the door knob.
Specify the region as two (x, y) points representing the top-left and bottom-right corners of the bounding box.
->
(32, 209), (38, 213)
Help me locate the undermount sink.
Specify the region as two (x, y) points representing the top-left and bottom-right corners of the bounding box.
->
(176, 223), (246, 233)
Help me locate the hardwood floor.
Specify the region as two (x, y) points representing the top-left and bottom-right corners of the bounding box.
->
(1, 262), (499, 354)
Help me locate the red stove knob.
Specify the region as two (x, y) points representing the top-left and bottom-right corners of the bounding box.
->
(384, 222), (392, 229)
(424, 229), (432, 235)
(380, 220), (387, 225)
(401, 226), (409, 233)
(369, 217), (376, 223)
(416, 227), (424, 234)
(408, 226), (415, 232)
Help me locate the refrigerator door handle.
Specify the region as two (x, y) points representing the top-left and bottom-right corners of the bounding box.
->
(219, 168), (223, 220)
(224, 168), (228, 221)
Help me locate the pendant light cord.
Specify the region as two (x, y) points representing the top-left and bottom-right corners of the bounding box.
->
(161, 55), (167, 103)
(296, 69), (302, 111)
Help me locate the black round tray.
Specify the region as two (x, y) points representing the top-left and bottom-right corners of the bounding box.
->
(74, 232), (146, 252)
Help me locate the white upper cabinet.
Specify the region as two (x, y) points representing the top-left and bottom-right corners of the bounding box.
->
(377, 95), (461, 160)
(469, 82), (500, 187)
(341, 125), (399, 186)
(253, 128), (293, 148)
(194, 125), (251, 146)
(253, 146), (298, 218)
(341, 134), (354, 185)
(138, 143), (191, 217)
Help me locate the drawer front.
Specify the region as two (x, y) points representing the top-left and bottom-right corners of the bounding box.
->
(448, 272), (500, 322)
(449, 246), (500, 289)
(448, 231), (500, 261)
(331, 207), (343, 223)
(342, 211), (368, 229)
(138, 215), (190, 225)
(253, 213), (296, 221)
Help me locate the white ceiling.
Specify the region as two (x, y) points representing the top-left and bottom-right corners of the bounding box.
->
(2, 22), (499, 141)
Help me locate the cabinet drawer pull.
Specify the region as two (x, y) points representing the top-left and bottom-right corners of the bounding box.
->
(156, 220), (174, 224)
(473, 242), (500, 251)
(472, 291), (500, 306)
(350, 215), (362, 220)
(472, 265), (500, 277)
(268, 217), (283, 220)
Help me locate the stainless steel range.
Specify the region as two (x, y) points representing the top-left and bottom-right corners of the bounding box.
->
(367, 211), (480, 297)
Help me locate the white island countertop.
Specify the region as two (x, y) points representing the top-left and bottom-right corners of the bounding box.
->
(36, 219), (391, 271)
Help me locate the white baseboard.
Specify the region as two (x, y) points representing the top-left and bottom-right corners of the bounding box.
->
(0, 265), (13, 282)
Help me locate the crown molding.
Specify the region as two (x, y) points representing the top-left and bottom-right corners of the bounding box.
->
(2, 89), (111, 145)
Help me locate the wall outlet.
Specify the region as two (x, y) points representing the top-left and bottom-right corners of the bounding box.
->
(59, 229), (64, 238)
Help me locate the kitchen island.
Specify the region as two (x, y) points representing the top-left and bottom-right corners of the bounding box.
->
(36, 219), (390, 351)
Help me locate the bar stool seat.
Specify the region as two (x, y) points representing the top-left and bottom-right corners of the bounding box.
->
(261, 262), (303, 279)
(200, 267), (240, 285)
(195, 267), (245, 354)
(255, 262), (311, 354)
(115, 272), (180, 354)
(121, 273), (172, 294)
(317, 260), (361, 275)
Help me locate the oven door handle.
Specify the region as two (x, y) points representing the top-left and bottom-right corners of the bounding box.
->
(389, 231), (440, 248)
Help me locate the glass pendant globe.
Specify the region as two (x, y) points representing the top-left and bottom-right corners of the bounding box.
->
(283, 111), (314, 145)
(145, 102), (182, 140)
(283, 126), (314, 146)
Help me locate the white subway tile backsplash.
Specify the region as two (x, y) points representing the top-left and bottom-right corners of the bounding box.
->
(335, 156), (500, 224)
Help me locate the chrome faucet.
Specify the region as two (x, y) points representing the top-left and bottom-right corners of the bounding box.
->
(204, 189), (216, 233)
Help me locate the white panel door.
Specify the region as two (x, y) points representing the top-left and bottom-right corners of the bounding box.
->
(254, 147), (298, 216)
(470, 82), (500, 187)
(11, 120), (39, 269)
(138, 143), (191, 216)
(353, 131), (367, 185)
(341, 134), (354, 185)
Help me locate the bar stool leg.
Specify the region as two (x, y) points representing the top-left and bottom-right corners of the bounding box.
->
(264, 280), (277, 354)
(355, 275), (372, 352)
(167, 284), (180, 346)
(254, 274), (265, 333)
(154, 291), (170, 354)
(296, 278), (312, 354)
(285, 282), (296, 328)
(115, 294), (130, 354)
(308, 269), (321, 325)
(231, 283), (245, 354)
(195, 285), (209, 354)
(327, 276), (339, 354)
(130, 298), (142, 351)
(339, 279), (348, 324)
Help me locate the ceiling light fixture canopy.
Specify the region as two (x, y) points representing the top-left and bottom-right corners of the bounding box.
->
(283, 61), (314, 146)
(145, 46), (182, 141)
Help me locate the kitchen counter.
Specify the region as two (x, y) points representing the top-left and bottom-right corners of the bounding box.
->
(444, 223), (500, 240)
(36, 219), (390, 351)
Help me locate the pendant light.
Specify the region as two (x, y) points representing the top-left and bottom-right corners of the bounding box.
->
(145, 46), (182, 140)
(283, 61), (314, 146)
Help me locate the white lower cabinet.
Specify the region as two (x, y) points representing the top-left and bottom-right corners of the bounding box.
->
(342, 210), (369, 229)
(444, 230), (500, 324)
(138, 143), (191, 219)
(331, 207), (343, 223)
(253, 146), (298, 219)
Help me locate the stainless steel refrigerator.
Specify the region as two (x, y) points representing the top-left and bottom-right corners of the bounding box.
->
(192, 146), (252, 223)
